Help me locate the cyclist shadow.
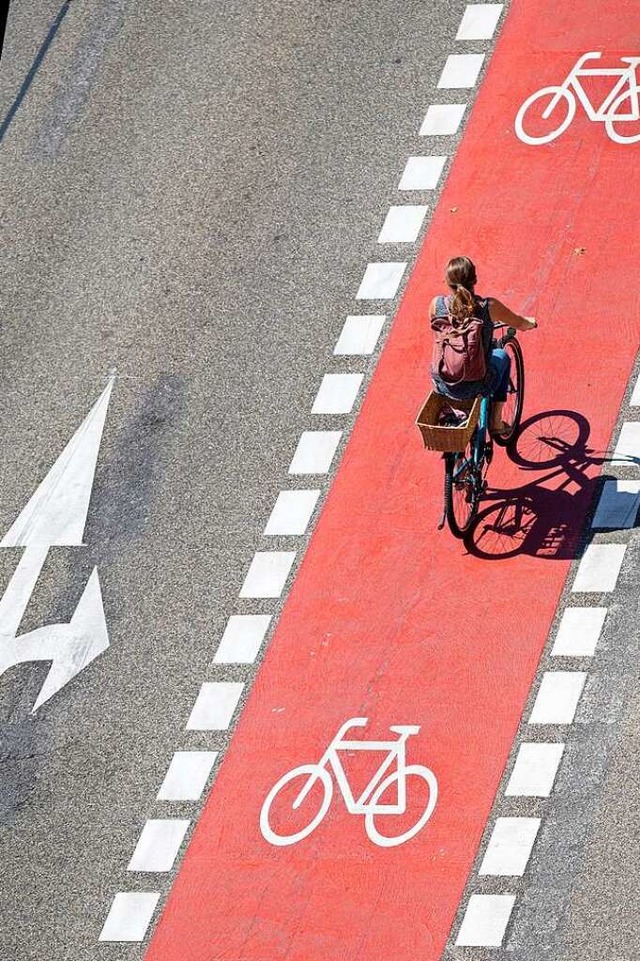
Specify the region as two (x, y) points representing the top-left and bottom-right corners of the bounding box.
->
(464, 409), (640, 560)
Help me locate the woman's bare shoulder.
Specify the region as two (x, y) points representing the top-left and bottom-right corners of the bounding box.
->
(486, 297), (513, 322)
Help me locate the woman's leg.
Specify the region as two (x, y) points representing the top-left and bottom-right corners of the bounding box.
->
(488, 349), (511, 431)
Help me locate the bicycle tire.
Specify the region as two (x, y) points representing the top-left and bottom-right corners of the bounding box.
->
(493, 338), (525, 447)
(515, 86), (576, 145)
(260, 764), (332, 846)
(444, 446), (480, 538)
(364, 765), (438, 848)
(604, 87), (640, 144)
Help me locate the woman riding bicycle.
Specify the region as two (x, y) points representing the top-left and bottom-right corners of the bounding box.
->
(430, 256), (537, 435)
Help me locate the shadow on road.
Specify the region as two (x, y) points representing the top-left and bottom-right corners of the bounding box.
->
(464, 409), (639, 560)
(0, 0), (70, 144)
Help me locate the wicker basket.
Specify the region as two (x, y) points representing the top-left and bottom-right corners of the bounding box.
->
(416, 391), (481, 453)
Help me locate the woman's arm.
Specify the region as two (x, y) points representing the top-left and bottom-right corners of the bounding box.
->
(488, 298), (537, 331)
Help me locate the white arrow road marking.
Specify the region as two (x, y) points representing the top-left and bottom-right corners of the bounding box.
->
(0, 378), (114, 712)
(1, 378), (114, 548)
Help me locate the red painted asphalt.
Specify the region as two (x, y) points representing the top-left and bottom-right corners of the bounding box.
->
(146, 3), (640, 958)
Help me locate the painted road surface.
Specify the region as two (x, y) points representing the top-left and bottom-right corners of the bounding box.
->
(145, 2), (640, 959)
(1, 3), (491, 960)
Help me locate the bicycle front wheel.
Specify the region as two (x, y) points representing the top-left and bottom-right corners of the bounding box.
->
(493, 338), (525, 447)
(605, 88), (640, 144)
(444, 440), (480, 538)
(364, 765), (438, 848)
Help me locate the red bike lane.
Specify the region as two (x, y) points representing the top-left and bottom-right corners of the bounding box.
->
(146, 3), (640, 958)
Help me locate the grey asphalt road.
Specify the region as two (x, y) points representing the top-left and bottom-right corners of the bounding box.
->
(0, 1), (478, 959)
(1, 2), (639, 961)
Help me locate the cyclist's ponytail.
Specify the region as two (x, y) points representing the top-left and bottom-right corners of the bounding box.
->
(445, 256), (478, 325)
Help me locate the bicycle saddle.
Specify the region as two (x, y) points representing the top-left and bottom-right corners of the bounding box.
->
(621, 56), (640, 64)
(389, 724), (421, 735)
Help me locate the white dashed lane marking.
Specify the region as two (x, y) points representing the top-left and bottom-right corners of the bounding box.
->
(505, 743), (565, 798)
(456, 894), (516, 947)
(355, 261), (407, 299)
(550, 607), (607, 658)
(264, 490), (321, 536)
(571, 543), (626, 593)
(456, 3), (504, 40)
(398, 155), (447, 190)
(479, 817), (541, 877)
(127, 820), (190, 873)
(528, 671), (587, 726)
(99, 893), (161, 943)
(591, 479), (640, 528)
(420, 103), (467, 135)
(438, 53), (485, 89)
(333, 315), (386, 356)
(239, 551), (297, 598)
(214, 614), (272, 664)
(288, 431), (343, 475)
(377, 205), (428, 243)
(612, 421), (640, 465)
(185, 681), (244, 731)
(157, 752), (218, 801)
(311, 373), (363, 414)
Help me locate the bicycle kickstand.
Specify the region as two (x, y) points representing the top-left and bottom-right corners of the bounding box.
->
(437, 505), (446, 531)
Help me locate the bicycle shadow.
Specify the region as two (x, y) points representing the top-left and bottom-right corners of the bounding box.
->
(464, 409), (640, 560)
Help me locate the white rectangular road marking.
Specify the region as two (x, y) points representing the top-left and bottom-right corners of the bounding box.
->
(239, 551), (296, 598)
(378, 205), (428, 243)
(99, 892), (160, 942)
(438, 53), (485, 88)
(334, 315), (385, 355)
(398, 156), (447, 191)
(311, 373), (364, 415)
(214, 613), (272, 664)
(456, 894), (516, 947)
(127, 819), (190, 873)
(505, 742), (565, 797)
(630, 375), (640, 406)
(529, 671), (587, 725)
(572, 543), (626, 593)
(419, 103), (467, 136)
(479, 817), (541, 876)
(264, 490), (320, 536)
(186, 681), (244, 731)
(612, 421), (640, 466)
(288, 431), (342, 475)
(157, 751), (218, 801)
(456, 3), (503, 40)
(356, 262), (406, 299)
(551, 607), (607, 657)
(591, 480), (640, 528)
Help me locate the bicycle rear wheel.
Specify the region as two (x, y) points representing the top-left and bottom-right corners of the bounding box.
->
(444, 441), (480, 538)
(493, 338), (525, 447)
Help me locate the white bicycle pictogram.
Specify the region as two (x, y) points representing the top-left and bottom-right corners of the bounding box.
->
(260, 717), (438, 848)
(515, 51), (640, 145)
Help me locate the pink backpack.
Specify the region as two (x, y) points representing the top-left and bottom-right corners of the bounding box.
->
(430, 305), (487, 385)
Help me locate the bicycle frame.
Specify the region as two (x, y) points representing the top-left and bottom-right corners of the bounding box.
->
(294, 718), (412, 815)
(551, 51), (640, 121)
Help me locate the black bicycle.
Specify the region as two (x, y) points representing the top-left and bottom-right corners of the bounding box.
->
(442, 325), (525, 538)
